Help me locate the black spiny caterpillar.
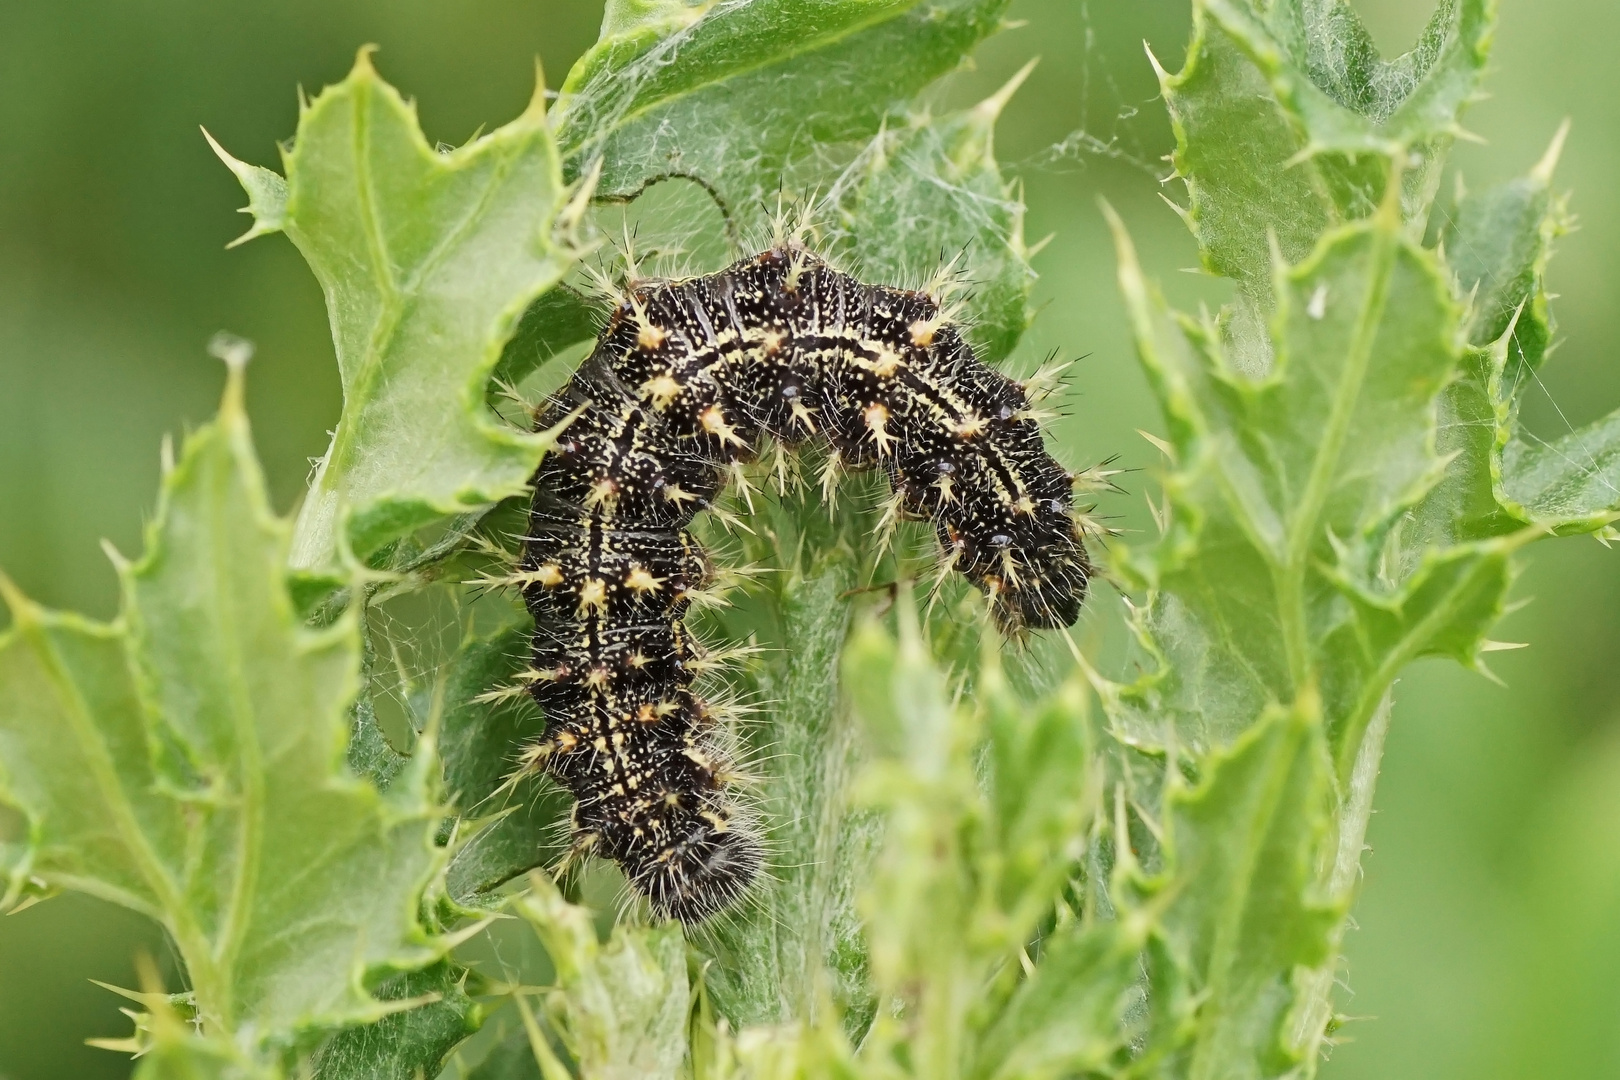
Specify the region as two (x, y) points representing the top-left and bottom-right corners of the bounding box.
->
(519, 245), (1090, 922)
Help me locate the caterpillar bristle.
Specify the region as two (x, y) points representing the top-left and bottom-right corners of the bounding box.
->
(686, 642), (767, 675)
(1070, 456), (1128, 495)
(818, 448), (846, 510)
(471, 683), (536, 707)
(1020, 355), (1076, 403)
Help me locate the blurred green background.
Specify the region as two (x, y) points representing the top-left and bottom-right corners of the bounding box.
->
(1, 1), (1615, 1076)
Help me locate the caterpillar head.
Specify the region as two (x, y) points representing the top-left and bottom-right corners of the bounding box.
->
(633, 811), (763, 924)
(989, 540), (1091, 632)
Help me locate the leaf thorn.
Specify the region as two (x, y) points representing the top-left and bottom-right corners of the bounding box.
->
(1532, 118), (1572, 184)
(1136, 428), (1175, 462)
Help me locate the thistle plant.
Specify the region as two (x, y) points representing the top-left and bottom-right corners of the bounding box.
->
(2, 1), (1615, 1078)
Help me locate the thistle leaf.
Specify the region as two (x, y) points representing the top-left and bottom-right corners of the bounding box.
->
(691, 515), (876, 1032)
(554, 0), (1012, 230)
(308, 961), (485, 1080)
(1131, 700), (1341, 1079)
(832, 63), (1037, 362)
(437, 614), (570, 908)
(1086, 7), (1620, 1076)
(210, 51), (578, 568)
(492, 287), (604, 392)
(134, 1032), (279, 1080)
(974, 920), (1142, 1080)
(841, 607), (1112, 1079)
(0, 363), (442, 1044)
(1102, 195), (1480, 756)
(1429, 126), (1620, 534)
(515, 874), (690, 1080)
(1500, 411), (1620, 526)
(1161, 0), (1492, 364)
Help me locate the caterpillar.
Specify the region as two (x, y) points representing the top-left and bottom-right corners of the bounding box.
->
(518, 244), (1091, 922)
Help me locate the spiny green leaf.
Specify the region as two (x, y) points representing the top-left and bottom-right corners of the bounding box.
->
(133, 1030), (279, 1080)
(1407, 125), (1620, 548)
(493, 287), (603, 391)
(308, 961), (485, 1080)
(979, 651), (1092, 937)
(1245, 0), (1492, 151)
(1411, 341), (1523, 545)
(1437, 126), (1620, 535)
(445, 787), (570, 911)
(86, 975), (267, 1077)
(0, 599), (179, 919)
(437, 612), (569, 908)
(558, 0), (916, 171)
(1161, 0), (1493, 363)
(329, 588), (569, 910)
(1320, 534), (1524, 768)
(841, 606), (1107, 1078)
(555, 0), (1011, 233)
(1499, 410), (1620, 527)
(1131, 700), (1340, 1079)
(1102, 196), (1467, 755)
(211, 51), (579, 568)
(1414, 130), (1564, 544)
(515, 874), (690, 1080)
(831, 62), (1037, 363)
(694, 1016), (862, 1080)
(435, 612), (544, 802)
(974, 920), (1141, 1080)
(1446, 130), (1564, 371)
(846, 613), (972, 1040)
(346, 644), (411, 791)
(205, 136), (287, 247)
(1093, 11), (1613, 1076)
(0, 363), (441, 1042)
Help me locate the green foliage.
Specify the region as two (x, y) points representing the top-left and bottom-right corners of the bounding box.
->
(1082, 0), (1616, 1071)
(829, 62), (1037, 362)
(554, 0), (1009, 217)
(1, 1), (1614, 1078)
(436, 615), (573, 909)
(209, 52), (581, 568)
(1160, 0), (1493, 365)
(0, 362), (443, 1052)
(1102, 196), (1512, 761)
(1442, 129), (1620, 534)
(689, 513), (875, 1034)
(515, 875), (690, 1080)
(1129, 700), (1339, 1079)
(307, 962), (485, 1080)
(842, 608), (1107, 1080)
